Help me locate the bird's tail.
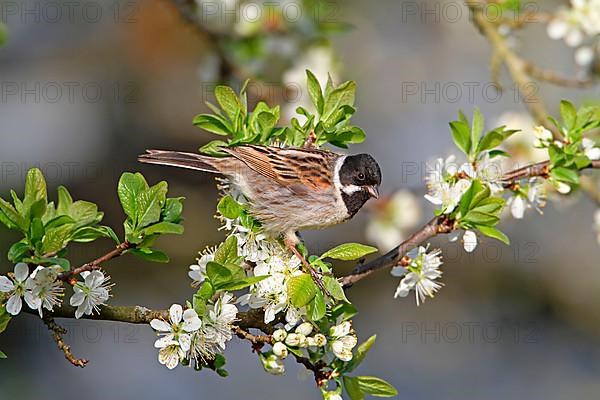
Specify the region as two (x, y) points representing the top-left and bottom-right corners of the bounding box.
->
(138, 150), (220, 173)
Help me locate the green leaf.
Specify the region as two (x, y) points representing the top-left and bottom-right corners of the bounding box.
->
(8, 241), (31, 262)
(56, 186), (73, 215)
(0, 350), (6, 359)
(323, 81), (356, 123)
(215, 85), (245, 121)
(214, 235), (239, 265)
(550, 167), (579, 184)
(162, 198), (184, 223)
(306, 70), (324, 114)
(193, 114), (232, 136)
(560, 100), (577, 130)
(344, 376), (365, 400)
(463, 210), (499, 226)
(0, 197), (25, 230)
(356, 376), (398, 397)
(69, 201), (101, 227)
(218, 275), (269, 291)
(477, 131), (504, 153)
(320, 243), (378, 261)
(29, 217), (44, 245)
(347, 335), (377, 372)
(323, 276), (348, 302)
(449, 120), (471, 156)
(206, 261), (233, 287)
(24, 168), (47, 210)
(471, 107), (484, 153)
(331, 302), (358, 321)
(71, 226), (120, 243)
(41, 224), (74, 254)
(197, 281), (215, 300)
(199, 140), (229, 156)
(136, 181), (168, 228)
(476, 225), (510, 245)
(307, 292), (326, 321)
(217, 195), (243, 219)
(287, 273), (318, 308)
(142, 222), (184, 236)
(118, 172), (148, 221)
(129, 248), (170, 263)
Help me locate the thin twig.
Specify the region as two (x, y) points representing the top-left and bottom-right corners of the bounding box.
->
(58, 242), (132, 283)
(42, 317), (88, 367)
(523, 61), (596, 88)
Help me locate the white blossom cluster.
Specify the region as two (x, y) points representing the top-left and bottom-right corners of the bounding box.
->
(547, 0), (600, 67)
(0, 263), (111, 319)
(150, 294), (238, 370)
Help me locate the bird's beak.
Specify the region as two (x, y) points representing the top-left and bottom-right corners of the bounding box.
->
(366, 185), (379, 199)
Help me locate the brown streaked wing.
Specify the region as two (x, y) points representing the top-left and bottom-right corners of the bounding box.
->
(223, 145), (336, 191)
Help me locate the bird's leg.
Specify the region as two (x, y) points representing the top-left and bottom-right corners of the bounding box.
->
(284, 236), (329, 296)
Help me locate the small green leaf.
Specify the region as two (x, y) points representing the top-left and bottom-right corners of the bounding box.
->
(356, 376), (398, 397)
(0, 306), (12, 334)
(136, 181), (168, 228)
(323, 276), (348, 302)
(476, 225), (510, 245)
(142, 222), (184, 236)
(347, 335), (377, 372)
(0, 350), (6, 359)
(129, 248), (169, 263)
(550, 166), (579, 184)
(477, 131), (504, 153)
(214, 235), (239, 265)
(215, 85), (245, 121)
(56, 186), (73, 215)
(8, 241), (31, 262)
(560, 100), (577, 130)
(197, 281), (215, 300)
(24, 168), (47, 210)
(471, 107), (484, 154)
(449, 120), (471, 156)
(193, 114), (232, 136)
(306, 69), (324, 114)
(217, 195), (243, 219)
(162, 198), (184, 223)
(287, 273), (318, 308)
(307, 292), (326, 321)
(206, 261), (233, 287)
(118, 172), (148, 221)
(344, 376), (365, 400)
(218, 275), (269, 291)
(199, 140), (229, 156)
(323, 81), (356, 123)
(320, 243), (378, 261)
(41, 224), (74, 254)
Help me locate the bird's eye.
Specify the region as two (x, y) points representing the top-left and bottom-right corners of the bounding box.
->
(357, 172), (366, 181)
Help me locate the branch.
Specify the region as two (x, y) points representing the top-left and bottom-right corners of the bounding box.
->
(42, 317), (88, 367)
(523, 61), (597, 89)
(341, 159), (600, 286)
(58, 242), (132, 283)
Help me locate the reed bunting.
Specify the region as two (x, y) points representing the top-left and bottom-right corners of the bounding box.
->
(139, 145), (381, 289)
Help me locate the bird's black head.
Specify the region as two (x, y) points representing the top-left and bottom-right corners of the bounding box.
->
(338, 154), (382, 217)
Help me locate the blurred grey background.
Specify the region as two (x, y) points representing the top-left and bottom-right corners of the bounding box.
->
(1, 0), (599, 399)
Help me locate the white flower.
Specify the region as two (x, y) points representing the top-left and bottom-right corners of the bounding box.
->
(204, 292), (238, 351)
(366, 190), (422, 252)
(424, 156), (472, 214)
(188, 247), (216, 286)
(507, 179), (547, 219)
(575, 46), (596, 66)
(150, 304), (202, 369)
(26, 266), (64, 317)
(533, 126), (553, 147)
(69, 271), (111, 319)
(582, 138), (600, 160)
(272, 342), (288, 358)
(329, 321), (357, 362)
(285, 333), (301, 347)
(392, 246), (444, 306)
(0, 263), (38, 316)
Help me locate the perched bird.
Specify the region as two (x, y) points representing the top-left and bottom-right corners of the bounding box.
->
(138, 145), (381, 288)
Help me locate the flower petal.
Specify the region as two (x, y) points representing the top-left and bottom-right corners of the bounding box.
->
(6, 294), (22, 315)
(0, 276), (14, 292)
(14, 263), (29, 282)
(150, 319), (171, 332)
(169, 304), (183, 324)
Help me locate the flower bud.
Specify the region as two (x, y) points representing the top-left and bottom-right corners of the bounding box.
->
(272, 342), (288, 359)
(306, 336), (316, 347)
(313, 333), (327, 347)
(298, 334), (308, 348)
(261, 353), (285, 375)
(272, 329), (287, 342)
(533, 126), (553, 142)
(285, 333), (300, 347)
(295, 322), (313, 336)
